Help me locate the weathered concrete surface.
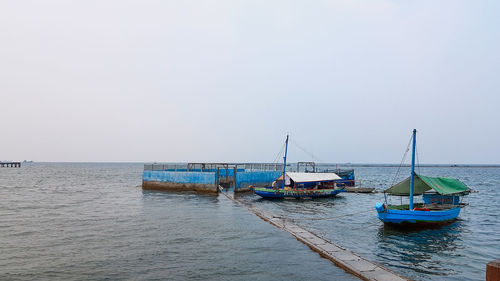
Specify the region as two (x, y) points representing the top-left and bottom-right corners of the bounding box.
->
(222, 192), (410, 281)
(142, 181), (217, 193)
(487, 259), (500, 281)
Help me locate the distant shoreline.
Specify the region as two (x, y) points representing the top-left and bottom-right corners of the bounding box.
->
(335, 164), (500, 168)
(21, 162), (500, 168)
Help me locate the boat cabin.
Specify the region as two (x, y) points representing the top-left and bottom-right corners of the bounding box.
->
(272, 172), (342, 190)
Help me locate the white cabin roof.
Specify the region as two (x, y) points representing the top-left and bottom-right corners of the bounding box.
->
(279, 172), (341, 183)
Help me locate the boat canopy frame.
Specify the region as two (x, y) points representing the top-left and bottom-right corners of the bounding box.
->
(384, 174), (471, 196)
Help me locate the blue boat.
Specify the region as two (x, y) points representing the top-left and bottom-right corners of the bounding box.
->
(253, 172), (346, 199)
(375, 129), (471, 226)
(253, 135), (346, 199)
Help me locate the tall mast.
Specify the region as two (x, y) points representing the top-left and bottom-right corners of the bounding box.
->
(410, 129), (417, 211)
(281, 135), (289, 190)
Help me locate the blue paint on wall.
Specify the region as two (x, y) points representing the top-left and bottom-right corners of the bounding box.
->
(215, 169), (241, 178)
(143, 171), (216, 185)
(143, 170), (281, 189)
(235, 171), (282, 189)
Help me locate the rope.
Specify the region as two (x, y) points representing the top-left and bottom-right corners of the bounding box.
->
(289, 138), (326, 163)
(277, 208), (374, 222)
(272, 141), (285, 164)
(416, 140), (421, 174)
(389, 132), (413, 189)
(289, 219), (380, 241)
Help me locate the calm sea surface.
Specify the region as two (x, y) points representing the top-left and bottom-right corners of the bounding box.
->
(0, 163), (356, 281)
(238, 166), (500, 281)
(1, 163), (499, 281)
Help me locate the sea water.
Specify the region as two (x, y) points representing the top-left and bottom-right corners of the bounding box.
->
(1, 163), (498, 280)
(239, 166), (500, 281)
(0, 163), (356, 281)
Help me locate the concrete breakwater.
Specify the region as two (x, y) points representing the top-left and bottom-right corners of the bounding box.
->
(222, 192), (410, 281)
(142, 163), (283, 193)
(142, 162), (355, 193)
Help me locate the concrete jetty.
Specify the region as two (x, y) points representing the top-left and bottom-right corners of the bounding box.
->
(142, 163), (283, 193)
(142, 162), (356, 193)
(223, 193), (410, 281)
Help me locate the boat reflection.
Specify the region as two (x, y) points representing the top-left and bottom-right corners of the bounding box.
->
(375, 220), (466, 276)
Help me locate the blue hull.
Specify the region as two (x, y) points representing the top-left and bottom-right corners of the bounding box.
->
(376, 206), (461, 225)
(255, 188), (345, 199)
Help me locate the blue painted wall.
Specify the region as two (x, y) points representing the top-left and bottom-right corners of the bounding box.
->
(215, 169), (243, 178)
(143, 170), (281, 189)
(143, 171), (216, 185)
(235, 171), (282, 189)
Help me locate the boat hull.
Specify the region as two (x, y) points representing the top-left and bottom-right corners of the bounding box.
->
(376, 205), (461, 225)
(254, 187), (345, 199)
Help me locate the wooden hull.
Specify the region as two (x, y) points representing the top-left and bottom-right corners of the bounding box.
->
(254, 187), (345, 199)
(375, 204), (461, 225)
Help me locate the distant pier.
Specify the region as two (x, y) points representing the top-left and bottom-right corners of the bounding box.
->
(0, 162), (21, 168)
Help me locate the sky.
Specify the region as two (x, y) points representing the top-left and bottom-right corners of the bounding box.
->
(1, 0), (499, 164)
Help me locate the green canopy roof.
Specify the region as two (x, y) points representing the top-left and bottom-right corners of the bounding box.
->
(384, 174), (470, 196)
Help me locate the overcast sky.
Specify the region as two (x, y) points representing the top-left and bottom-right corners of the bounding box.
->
(1, 1), (499, 164)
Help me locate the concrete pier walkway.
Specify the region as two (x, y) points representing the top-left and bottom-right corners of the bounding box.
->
(222, 192), (410, 281)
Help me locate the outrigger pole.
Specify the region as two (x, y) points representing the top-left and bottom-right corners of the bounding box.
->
(282, 135), (289, 190)
(409, 129), (417, 211)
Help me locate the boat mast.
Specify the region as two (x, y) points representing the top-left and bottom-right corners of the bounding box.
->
(410, 129), (416, 211)
(281, 134), (289, 190)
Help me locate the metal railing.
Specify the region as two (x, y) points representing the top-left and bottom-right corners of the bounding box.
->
(144, 163), (285, 172)
(144, 162), (355, 173)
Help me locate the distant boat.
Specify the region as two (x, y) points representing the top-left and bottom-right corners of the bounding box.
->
(375, 129), (471, 226)
(253, 135), (346, 199)
(296, 162), (356, 187)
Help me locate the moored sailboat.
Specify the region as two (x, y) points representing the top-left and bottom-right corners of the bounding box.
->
(253, 135), (346, 199)
(375, 129), (471, 225)
(253, 172), (345, 199)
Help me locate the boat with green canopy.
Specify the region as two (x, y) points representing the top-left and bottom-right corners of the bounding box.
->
(375, 129), (471, 225)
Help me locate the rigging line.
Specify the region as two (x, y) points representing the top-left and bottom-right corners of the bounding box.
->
(416, 140), (421, 174)
(289, 139), (325, 163)
(389, 132), (413, 189)
(272, 141), (285, 164)
(272, 146), (282, 164)
(285, 208), (374, 221)
(285, 221), (380, 243)
(273, 137), (288, 164)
